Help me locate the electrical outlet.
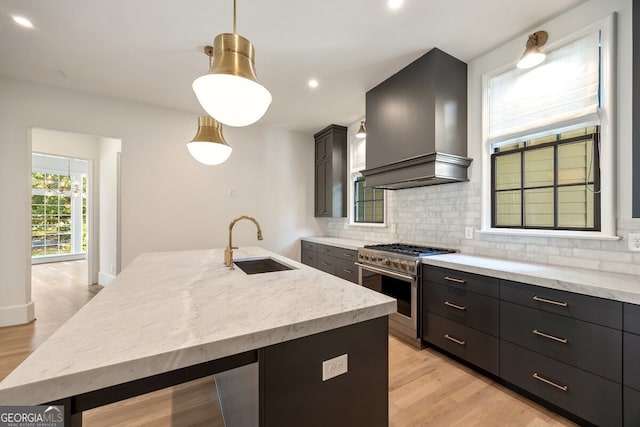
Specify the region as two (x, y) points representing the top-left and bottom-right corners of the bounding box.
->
(322, 353), (348, 381)
(629, 233), (640, 252)
(465, 227), (474, 240)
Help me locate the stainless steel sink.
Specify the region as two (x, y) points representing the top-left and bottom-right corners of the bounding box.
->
(233, 257), (295, 275)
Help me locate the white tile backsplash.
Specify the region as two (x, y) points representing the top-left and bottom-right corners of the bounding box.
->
(320, 182), (640, 276)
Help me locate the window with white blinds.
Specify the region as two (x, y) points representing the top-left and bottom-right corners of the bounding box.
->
(488, 30), (601, 147)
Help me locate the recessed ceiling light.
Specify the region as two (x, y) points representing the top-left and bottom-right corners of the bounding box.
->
(388, 0), (404, 10)
(308, 79), (319, 89)
(12, 15), (34, 28)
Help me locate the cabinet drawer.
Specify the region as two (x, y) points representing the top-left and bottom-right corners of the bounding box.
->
(423, 266), (499, 298)
(301, 248), (317, 268)
(423, 312), (499, 375)
(500, 280), (622, 329)
(500, 301), (621, 382)
(335, 259), (358, 283)
(424, 282), (499, 336)
(317, 244), (334, 257)
(624, 303), (640, 334)
(624, 386), (640, 427)
(301, 240), (318, 252)
(501, 340), (622, 427)
(624, 332), (640, 390)
(317, 253), (336, 275)
(331, 247), (357, 262)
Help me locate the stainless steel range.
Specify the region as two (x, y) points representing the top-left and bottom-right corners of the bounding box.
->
(356, 243), (455, 347)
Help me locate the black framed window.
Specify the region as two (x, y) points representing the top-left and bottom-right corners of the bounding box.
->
(491, 126), (600, 231)
(354, 176), (384, 224)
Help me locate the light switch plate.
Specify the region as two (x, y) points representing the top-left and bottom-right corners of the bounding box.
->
(322, 354), (348, 381)
(465, 227), (474, 240)
(629, 233), (640, 251)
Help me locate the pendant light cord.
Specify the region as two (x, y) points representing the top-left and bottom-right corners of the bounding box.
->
(233, 0), (237, 34)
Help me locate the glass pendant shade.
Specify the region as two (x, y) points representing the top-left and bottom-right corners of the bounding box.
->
(517, 31), (548, 69)
(187, 116), (233, 165)
(193, 33), (272, 127)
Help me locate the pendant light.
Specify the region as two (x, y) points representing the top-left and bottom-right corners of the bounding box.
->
(192, 0), (272, 127)
(355, 121), (367, 139)
(517, 31), (548, 69)
(187, 116), (232, 165)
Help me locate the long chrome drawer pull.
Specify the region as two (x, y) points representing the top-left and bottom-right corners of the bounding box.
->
(343, 269), (353, 274)
(444, 334), (466, 346)
(533, 373), (568, 392)
(321, 262), (330, 266)
(444, 276), (466, 284)
(532, 329), (568, 344)
(444, 301), (467, 311)
(532, 295), (568, 307)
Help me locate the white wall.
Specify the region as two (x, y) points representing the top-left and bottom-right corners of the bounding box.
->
(99, 137), (121, 285)
(323, 0), (640, 276)
(0, 77), (321, 326)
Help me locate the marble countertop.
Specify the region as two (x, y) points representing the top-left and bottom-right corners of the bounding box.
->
(0, 247), (396, 405)
(301, 236), (377, 251)
(422, 254), (640, 305)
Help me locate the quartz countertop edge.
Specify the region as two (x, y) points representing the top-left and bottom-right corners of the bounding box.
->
(301, 236), (376, 251)
(422, 253), (640, 305)
(0, 247), (396, 405)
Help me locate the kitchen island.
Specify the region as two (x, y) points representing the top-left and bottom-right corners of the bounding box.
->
(0, 247), (396, 426)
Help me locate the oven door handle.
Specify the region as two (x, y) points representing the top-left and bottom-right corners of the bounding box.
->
(355, 262), (416, 281)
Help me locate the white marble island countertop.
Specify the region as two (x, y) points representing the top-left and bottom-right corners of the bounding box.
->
(0, 247), (396, 405)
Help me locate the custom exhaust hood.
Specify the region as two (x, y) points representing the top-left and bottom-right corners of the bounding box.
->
(361, 48), (472, 190)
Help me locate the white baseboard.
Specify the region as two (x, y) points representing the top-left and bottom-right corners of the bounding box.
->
(98, 272), (116, 286)
(0, 300), (35, 327)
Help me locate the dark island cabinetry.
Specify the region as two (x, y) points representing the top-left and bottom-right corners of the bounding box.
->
(314, 125), (347, 218)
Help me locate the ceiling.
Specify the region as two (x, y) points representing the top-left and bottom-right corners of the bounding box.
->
(0, 0), (585, 133)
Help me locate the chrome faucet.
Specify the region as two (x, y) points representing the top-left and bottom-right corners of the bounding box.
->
(224, 215), (263, 268)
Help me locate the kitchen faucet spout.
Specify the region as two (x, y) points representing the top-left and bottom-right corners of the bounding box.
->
(225, 215), (263, 268)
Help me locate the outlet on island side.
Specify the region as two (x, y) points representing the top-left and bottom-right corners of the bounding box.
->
(629, 233), (640, 252)
(322, 353), (348, 381)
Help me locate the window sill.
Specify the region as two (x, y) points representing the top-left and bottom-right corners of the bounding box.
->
(478, 228), (620, 241)
(348, 222), (387, 229)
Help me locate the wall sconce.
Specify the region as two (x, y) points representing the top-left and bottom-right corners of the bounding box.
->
(355, 121), (367, 139)
(192, 0), (272, 127)
(187, 116), (232, 165)
(517, 30), (548, 69)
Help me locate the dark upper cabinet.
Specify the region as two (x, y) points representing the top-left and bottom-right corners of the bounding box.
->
(362, 48), (471, 189)
(314, 125), (347, 217)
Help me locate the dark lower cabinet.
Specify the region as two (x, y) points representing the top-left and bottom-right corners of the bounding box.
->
(500, 301), (621, 382)
(423, 266), (627, 426)
(300, 240), (358, 284)
(423, 312), (499, 375)
(260, 317), (388, 427)
(501, 341), (622, 427)
(422, 266), (500, 376)
(624, 303), (640, 426)
(624, 386), (640, 427)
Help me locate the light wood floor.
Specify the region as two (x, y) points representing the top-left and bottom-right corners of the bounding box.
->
(0, 260), (575, 426)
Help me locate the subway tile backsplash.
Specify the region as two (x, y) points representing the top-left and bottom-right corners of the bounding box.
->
(319, 182), (640, 276)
